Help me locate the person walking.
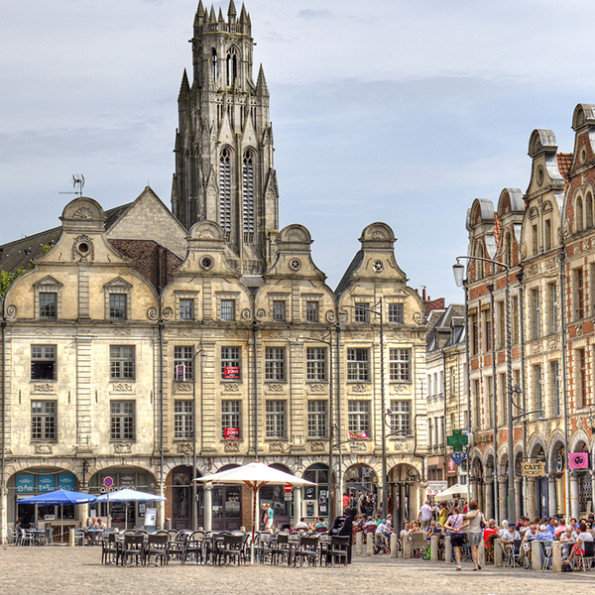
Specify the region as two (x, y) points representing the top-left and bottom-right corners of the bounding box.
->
(419, 499), (433, 530)
(463, 501), (485, 571)
(444, 506), (465, 570)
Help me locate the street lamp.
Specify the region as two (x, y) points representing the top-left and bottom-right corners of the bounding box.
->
(295, 333), (334, 526)
(453, 256), (517, 523)
(339, 298), (388, 519)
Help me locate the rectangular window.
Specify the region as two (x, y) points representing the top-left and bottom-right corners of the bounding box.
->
(354, 303), (370, 323)
(470, 313), (479, 355)
(512, 296), (519, 345)
(388, 303), (404, 324)
(534, 364), (543, 416)
(389, 348), (411, 382)
(532, 223), (538, 254)
(484, 309), (492, 352)
(498, 372), (507, 426)
(222, 400), (241, 440)
(265, 400), (286, 439)
(574, 268), (584, 320)
(306, 347), (327, 381)
(31, 345), (56, 380)
(496, 301), (505, 349)
(39, 292), (57, 319)
(220, 299), (236, 321)
(348, 400), (370, 437)
(551, 360), (561, 417)
(174, 400), (193, 439)
(221, 346), (241, 380)
(265, 347), (286, 381)
(110, 345), (135, 380)
(174, 346), (194, 381)
(179, 298), (194, 320)
(577, 348), (586, 409)
(307, 400), (328, 439)
(390, 400), (411, 436)
(109, 293), (127, 320)
(110, 401), (135, 441)
(473, 379), (481, 428)
(31, 400), (56, 441)
(306, 301), (319, 323)
(549, 283), (559, 334)
(531, 288), (541, 339)
(544, 219), (552, 251)
(485, 376), (493, 430)
(272, 300), (286, 322)
(347, 348), (369, 381)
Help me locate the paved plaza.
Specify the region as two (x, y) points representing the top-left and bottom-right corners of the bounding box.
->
(0, 546), (593, 595)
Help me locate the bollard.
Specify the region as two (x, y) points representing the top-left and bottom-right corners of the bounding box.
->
(531, 540), (541, 571)
(390, 533), (398, 558)
(69, 528), (75, 547)
(430, 535), (438, 562)
(403, 535), (412, 559)
(494, 538), (503, 567)
(444, 535), (452, 564)
(552, 541), (562, 572)
(366, 532), (374, 556)
(355, 531), (363, 556)
(478, 539), (485, 567)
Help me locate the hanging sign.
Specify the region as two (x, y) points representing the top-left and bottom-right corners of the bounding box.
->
(224, 366), (240, 380)
(224, 427), (239, 440)
(450, 451), (467, 467)
(569, 453), (589, 469)
(521, 462), (546, 477)
(175, 364), (186, 382)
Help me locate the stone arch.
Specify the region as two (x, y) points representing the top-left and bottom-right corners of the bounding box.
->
(547, 431), (567, 472)
(569, 430), (590, 453)
(388, 463), (420, 532)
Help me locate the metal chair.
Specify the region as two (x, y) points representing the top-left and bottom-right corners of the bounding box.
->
(270, 533), (292, 565)
(540, 540), (553, 570)
(575, 539), (595, 571)
(326, 535), (349, 566)
(145, 533), (169, 566)
(293, 535), (320, 567)
(121, 534), (145, 566)
(182, 530), (205, 565)
(218, 534), (244, 565)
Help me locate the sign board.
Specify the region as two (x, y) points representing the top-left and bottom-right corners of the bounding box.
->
(103, 476), (114, 488)
(144, 507), (157, 527)
(283, 483), (293, 494)
(447, 457), (457, 474)
(426, 481), (448, 496)
(37, 474), (55, 492)
(224, 427), (239, 440)
(283, 492), (293, 501)
(569, 452), (589, 469)
(521, 461), (546, 477)
(224, 366), (240, 380)
(16, 475), (35, 493)
(175, 364), (186, 382)
(450, 451), (466, 467)
(58, 473), (75, 490)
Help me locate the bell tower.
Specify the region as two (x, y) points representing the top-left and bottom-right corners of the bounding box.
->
(172, 0), (279, 279)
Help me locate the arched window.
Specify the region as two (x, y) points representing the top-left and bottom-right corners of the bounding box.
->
(226, 47), (238, 86)
(586, 193), (593, 228)
(576, 196), (584, 232)
(242, 150), (255, 243)
(504, 232), (513, 266)
(211, 48), (218, 82)
(219, 147), (232, 240)
(475, 243), (485, 281)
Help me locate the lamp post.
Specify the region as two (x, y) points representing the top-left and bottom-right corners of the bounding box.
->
(0, 289), (6, 545)
(453, 256), (517, 523)
(339, 298), (388, 519)
(295, 333), (334, 526)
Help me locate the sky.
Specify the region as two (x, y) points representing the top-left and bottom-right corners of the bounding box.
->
(2, 0), (595, 303)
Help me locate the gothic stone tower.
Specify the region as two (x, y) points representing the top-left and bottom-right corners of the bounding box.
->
(172, 0), (279, 281)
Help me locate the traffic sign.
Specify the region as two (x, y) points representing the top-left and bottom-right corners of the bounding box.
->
(103, 476), (113, 488)
(283, 483), (293, 494)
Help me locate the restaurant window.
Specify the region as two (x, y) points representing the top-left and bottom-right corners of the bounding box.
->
(354, 303), (370, 323)
(348, 400), (370, 437)
(307, 400), (327, 439)
(306, 301), (319, 323)
(39, 292), (57, 319)
(389, 348), (411, 382)
(31, 345), (56, 380)
(110, 345), (135, 380)
(265, 347), (286, 381)
(221, 346), (241, 380)
(222, 400), (241, 440)
(347, 348), (369, 381)
(388, 303), (403, 324)
(220, 299), (236, 321)
(306, 347), (327, 381)
(390, 399), (411, 436)
(179, 298), (194, 321)
(31, 400), (57, 441)
(110, 400), (135, 441)
(174, 400), (193, 439)
(266, 400), (286, 439)
(174, 346), (194, 381)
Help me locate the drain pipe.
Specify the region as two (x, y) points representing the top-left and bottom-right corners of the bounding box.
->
(158, 319), (164, 528)
(253, 320), (259, 460)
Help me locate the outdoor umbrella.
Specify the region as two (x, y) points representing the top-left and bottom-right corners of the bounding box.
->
(18, 489), (97, 539)
(95, 488), (166, 530)
(434, 483), (469, 503)
(195, 461), (315, 563)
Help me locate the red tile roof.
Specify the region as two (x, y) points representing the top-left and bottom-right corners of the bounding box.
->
(557, 152), (573, 181)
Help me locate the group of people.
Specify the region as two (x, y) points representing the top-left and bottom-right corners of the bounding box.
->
(343, 491), (378, 519)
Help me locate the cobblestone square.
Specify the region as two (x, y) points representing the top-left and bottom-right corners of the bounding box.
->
(1, 547), (593, 595)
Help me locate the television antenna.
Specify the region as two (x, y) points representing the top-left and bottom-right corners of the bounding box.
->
(59, 174), (85, 197)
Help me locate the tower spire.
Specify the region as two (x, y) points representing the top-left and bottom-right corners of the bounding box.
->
(256, 64), (269, 97)
(228, 0), (237, 18)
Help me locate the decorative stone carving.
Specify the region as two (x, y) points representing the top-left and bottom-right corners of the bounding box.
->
(223, 383), (240, 392)
(177, 328), (192, 337)
(256, 309), (266, 320)
(268, 441), (289, 453)
(34, 443), (53, 455)
(351, 384), (370, 394)
(111, 383), (133, 393)
(32, 383), (55, 393)
(241, 309), (252, 320)
(349, 441), (367, 453)
(224, 441), (240, 453)
(289, 258), (301, 271)
(373, 260), (384, 273)
(175, 442), (192, 454)
(72, 207), (94, 220)
(224, 329), (241, 338)
(309, 384), (326, 393)
(267, 384), (285, 392)
(310, 441), (325, 452)
(413, 311), (424, 325)
(391, 384), (410, 394)
(162, 307), (173, 320)
(35, 327), (52, 336)
(371, 231), (386, 240)
(5, 305), (17, 320)
(113, 327), (131, 337)
(147, 307), (158, 321)
(113, 443), (132, 454)
(325, 310), (336, 323)
(391, 441), (406, 451)
(175, 383), (192, 393)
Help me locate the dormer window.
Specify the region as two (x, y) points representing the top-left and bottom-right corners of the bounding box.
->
(354, 303), (370, 323)
(104, 278), (132, 322)
(34, 276), (62, 320)
(272, 300), (286, 322)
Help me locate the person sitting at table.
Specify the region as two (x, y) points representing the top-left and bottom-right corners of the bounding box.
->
(568, 522), (593, 565)
(314, 517), (328, 532)
(294, 517), (310, 532)
(559, 526), (577, 560)
(96, 518), (106, 531)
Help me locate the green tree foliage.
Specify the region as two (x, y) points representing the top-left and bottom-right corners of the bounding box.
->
(1, 268), (24, 298)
